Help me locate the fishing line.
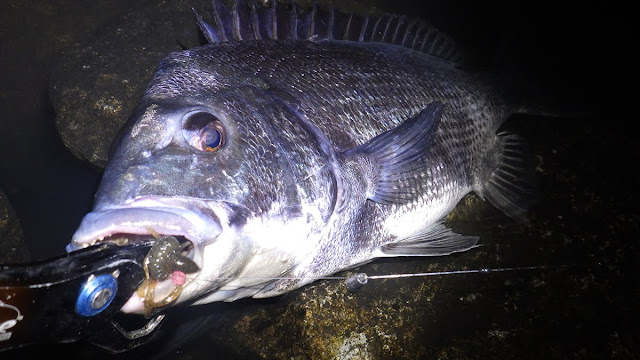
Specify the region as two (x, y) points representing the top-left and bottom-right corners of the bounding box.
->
(182, 264), (561, 292)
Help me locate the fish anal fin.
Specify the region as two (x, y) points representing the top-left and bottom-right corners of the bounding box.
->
(380, 222), (479, 257)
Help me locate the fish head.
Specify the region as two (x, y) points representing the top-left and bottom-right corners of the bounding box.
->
(68, 49), (338, 313)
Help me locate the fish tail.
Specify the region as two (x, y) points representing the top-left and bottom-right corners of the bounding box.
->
(474, 131), (538, 223)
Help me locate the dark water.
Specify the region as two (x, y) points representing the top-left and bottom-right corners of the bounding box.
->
(1, 1), (636, 359)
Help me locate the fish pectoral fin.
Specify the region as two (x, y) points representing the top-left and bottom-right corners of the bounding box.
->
(380, 221), (479, 256)
(344, 102), (444, 205)
(475, 131), (538, 223)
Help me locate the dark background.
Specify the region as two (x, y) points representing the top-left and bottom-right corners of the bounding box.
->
(1, 1), (635, 359)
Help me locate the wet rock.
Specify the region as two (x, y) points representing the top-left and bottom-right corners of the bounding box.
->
(0, 188), (30, 264)
(49, 0), (210, 167)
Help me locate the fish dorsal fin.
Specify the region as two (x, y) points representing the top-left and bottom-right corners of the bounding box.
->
(194, 0), (462, 64)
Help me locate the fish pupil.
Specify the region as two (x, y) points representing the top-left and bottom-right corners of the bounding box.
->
(183, 111), (225, 152)
(201, 125), (222, 150)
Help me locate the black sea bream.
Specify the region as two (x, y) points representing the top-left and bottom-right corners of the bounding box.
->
(67, 0), (535, 314)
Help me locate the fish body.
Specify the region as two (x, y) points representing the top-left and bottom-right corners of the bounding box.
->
(68, 1), (534, 313)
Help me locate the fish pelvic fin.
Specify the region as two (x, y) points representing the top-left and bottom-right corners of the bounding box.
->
(475, 131), (538, 223)
(343, 102), (444, 205)
(379, 221), (479, 256)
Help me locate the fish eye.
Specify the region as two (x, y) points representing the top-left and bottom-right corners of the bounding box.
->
(183, 111), (225, 152)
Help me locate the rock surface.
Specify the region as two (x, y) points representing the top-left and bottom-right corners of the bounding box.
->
(0, 188), (30, 264)
(49, 0), (211, 167)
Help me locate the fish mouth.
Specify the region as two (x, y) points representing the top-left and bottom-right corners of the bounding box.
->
(68, 197), (224, 314)
(68, 197), (222, 250)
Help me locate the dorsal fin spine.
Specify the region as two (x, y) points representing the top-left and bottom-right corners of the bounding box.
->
(200, 0), (462, 64)
(391, 16), (400, 43)
(401, 19), (414, 47)
(358, 16), (368, 42)
(270, 0), (277, 39)
(427, 34), (437, 55)
(231, 1), (241, 40)
(290, 2), (298, 40)
(193, 7), (218, 43)
(370, 16), (383, 41)
(431, 36), (445, 57)
(327, 7), (335, 40)
(343, 13), (353, 41)
(411, 23), (425, 49)
(381, 15), (394, 42)
(211, 0), (227, 42)
(420, 29), (434, 52)
(444, 42), (455, 60)
(307, 3), (316, 39)
(250, 2), (261, 40)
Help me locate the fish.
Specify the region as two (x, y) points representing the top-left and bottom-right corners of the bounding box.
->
(67, 0), (536, 315)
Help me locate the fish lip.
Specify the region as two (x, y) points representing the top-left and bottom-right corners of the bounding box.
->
(67, 197), (226, 314)
(67, 197), (223, 252)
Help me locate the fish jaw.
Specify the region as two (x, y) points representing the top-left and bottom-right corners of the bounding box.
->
(67, 197), (246, 314)
(68, 206), (221, 251)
